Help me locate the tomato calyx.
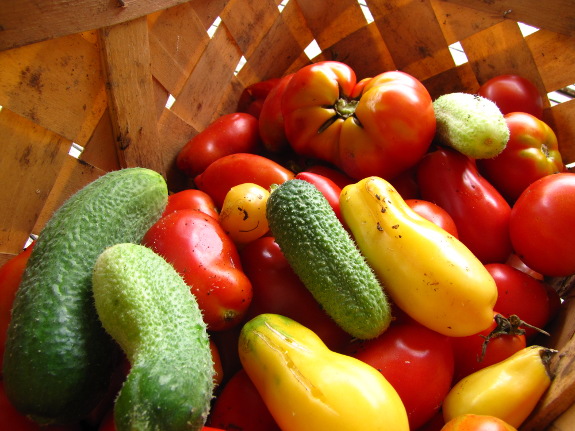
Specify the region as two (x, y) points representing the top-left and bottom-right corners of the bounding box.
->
(318, 96), (361, 133)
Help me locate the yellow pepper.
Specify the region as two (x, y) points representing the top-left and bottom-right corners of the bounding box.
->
(340, 176), (497, 337)
(443, 346), (554, 428)
(238, 313), (409, 431)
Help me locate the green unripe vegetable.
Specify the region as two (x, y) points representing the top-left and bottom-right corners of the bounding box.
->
(2, 168), (168, 425)
(266, 179), (391, 339)
(433, 92), (510, 159)
(92, 243), (214, 431)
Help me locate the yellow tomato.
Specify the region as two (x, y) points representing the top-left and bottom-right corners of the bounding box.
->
(219, 183), (269, 244)
(441, 414), (517, 431)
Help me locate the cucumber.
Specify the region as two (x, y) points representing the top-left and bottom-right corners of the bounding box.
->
(2, 168), (168, 425)
(433, 92), (510, 159)
(266, 179), (391, 339)
(92, 243), (214, 431)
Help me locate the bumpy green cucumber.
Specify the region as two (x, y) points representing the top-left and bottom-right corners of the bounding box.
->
(433, 92), (510, 159)
(266, 179), (391, 339)
(2, 168), (168, 425)
(92, 243), (214, 431)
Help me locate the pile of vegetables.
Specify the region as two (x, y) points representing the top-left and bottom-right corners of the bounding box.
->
(1, 60), (574, 431)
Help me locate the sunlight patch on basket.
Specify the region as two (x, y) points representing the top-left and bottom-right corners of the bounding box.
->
(207, 17), (221, 38)
(449, 42), (468, 66)
(278, 0), (289, 12)
(304, 39), (322, 60)
(357, 0), (374, 24)
(68, 143), (84, 158)
(235, 56), (247, 75)
(165, 94), (176, 109)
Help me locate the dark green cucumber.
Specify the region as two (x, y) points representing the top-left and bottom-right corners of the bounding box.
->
(92, 243), (214, 431)
(2, 167), (168, 425)
(266, 179), (391, 339)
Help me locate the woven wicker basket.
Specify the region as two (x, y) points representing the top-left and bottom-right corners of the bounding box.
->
(1, 0), (574, 429)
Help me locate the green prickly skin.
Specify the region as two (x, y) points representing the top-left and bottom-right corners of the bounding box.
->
(2, 168), (168, 425)
(266, 179), (391, 339)
(92, 243), (214, 431)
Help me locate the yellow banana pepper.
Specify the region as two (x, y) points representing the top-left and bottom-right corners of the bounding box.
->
(340, 176), (497, 337)
(238, 313), (409, 431)
(443, 346), (554, 428)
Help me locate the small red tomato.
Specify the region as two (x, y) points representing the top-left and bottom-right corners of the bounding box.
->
(295, 171), (342, 222)
(509, 172), (575, 277)
(142, 209), (253, 331)
(347, 322), (454, 430)
(208, 369), (281, 431)
(176, 113), (261, 177)
(485, 263), (553, 338)
(405, 199), (459, 238)
(162, 189), (219, 219)
(451, 313), (526, 382)
(237, 77), (281, 118)
(258, 73), (294, 152)
(304, 164), (355, 189)
(478, 74), (544, 119)
(441, 413), (517, 431)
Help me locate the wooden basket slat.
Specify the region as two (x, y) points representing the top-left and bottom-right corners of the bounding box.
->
(443, 0), (575, 37)
(0, 108), (71, 254)
(0, 33), (107, 146)
(550, 100), (575, 165)
(189, 0), (230, 31)
(421, 62), (480, 100)
(79, 108), (122, 173)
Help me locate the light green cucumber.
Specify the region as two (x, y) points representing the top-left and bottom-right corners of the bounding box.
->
(433, 92), (510, 159)
(2, 168), (168, 425)
(92, 243), (214, 431)
(266, 179), (391, 339)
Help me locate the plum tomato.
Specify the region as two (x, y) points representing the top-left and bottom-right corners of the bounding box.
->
(478, 74), (544, 119)
(405, 199), (459, 238)
(162, 189), (219, 219)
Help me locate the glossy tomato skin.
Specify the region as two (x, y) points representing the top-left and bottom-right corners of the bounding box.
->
(162, 189), (219, 219)
(417, 147), (512, 264)
(303, 164), (355, 189)
(194, 153), (295, 208)
(258, 73), (294, 152)
(478, 74), (544, 119)
(405, 199), (459, 238)
(282, 61), (436, 180)
(485, 263), (554, 338)
(346, 322), (455, 430)
(237, 77), (281, 118)
(239, 236), (351, 351)
(451, 313), (526, 383)
(441, 414), (517, 431)
(509, 172), (575, 277)
(142, 209), (253, 331)
(295, 171), (342, 222)
(0, 243), (34, 372)
(176, 113), (261, 177)
(208, 369), (281, 431)
(476, 112), (564, 203)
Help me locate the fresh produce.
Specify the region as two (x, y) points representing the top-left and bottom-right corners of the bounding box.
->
(477, 112), (564, 202)
(478, 74), (544, 119)
(219, 183), (270, 244)
(340, 176), (497, 337)
(405, 199), (459, 238)
(266, 179), (391, 339)
(432, 92), (509, 159)
(3, 168), (168, 425)
(417, 147), (513, 264)
(295, 171), (343, 222)
(238, 314), (410, 431)
(441, 414), (517, 431)
(509, 172), (575, 277)
(281, 61), (436, 179)
(258, 73), (294, 152)
(194, 152), (295, 208)
(92, 243), (214, 431)
(346, 321), (455, 429)
(236, 77), (281, 118)
(443, 346), (555, 428)
(142, 208), (252, 331)
(162, 188), (219, 219)
(176, 112), (261, 177)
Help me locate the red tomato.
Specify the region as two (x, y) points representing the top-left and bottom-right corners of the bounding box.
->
(389, 166), (420, 200)
(405, 199), (459, 238)
(451, 313), (526, 382)
(476, 112), (564, 203)
(295, 171), (342, 222)
(505, 253), (544, 280)
(417, 147), (512, 264)
(485, 263), (554, 338)
(478, 74), (544, 119)
(509, 173), (575, 277)
(346, 322), (454, 430)
(258, 73), (294, 152)
(176, 113), (261, 177)
(162, 189), (219, 219)
(240, 236), (351, 351)
(441, 413), (517, 431)
(142, 209), (253, 331)
(237, 77), (281, 118)
(208, 369), (281, 431)
(194, 153), (295, 208)
(0, 243), (34, 372)
(304, 164), (355, 189)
